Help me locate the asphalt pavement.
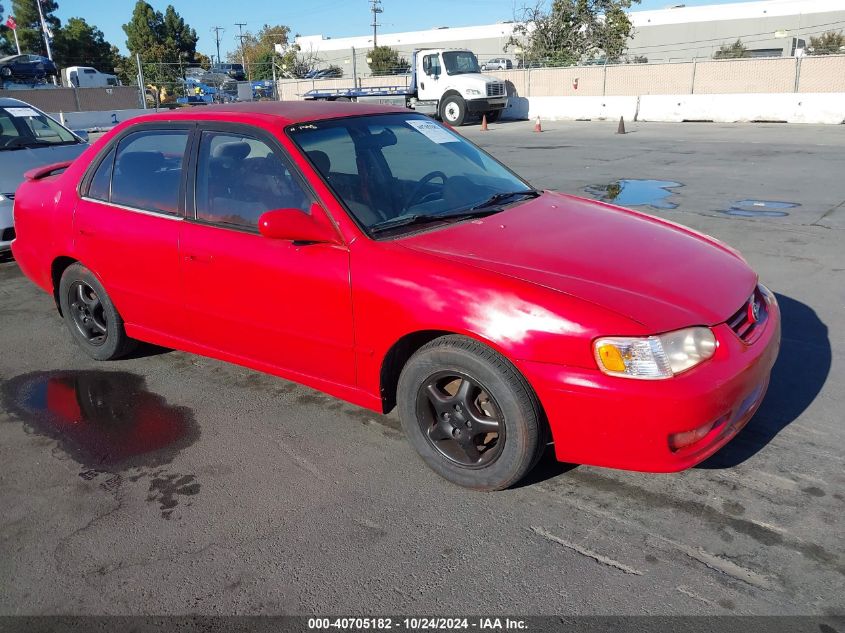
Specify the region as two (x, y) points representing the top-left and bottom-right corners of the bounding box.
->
(0, 121), (843, 617)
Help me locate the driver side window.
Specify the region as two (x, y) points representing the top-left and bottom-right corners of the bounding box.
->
(194, 131), (312, 230)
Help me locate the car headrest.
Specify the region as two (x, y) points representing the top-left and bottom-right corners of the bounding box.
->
(307, 150), (331, 174)
(212, 141), (250, 162)
(116, 151), (164, 176)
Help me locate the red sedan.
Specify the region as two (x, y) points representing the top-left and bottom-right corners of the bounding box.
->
(12, 102), (780, 490)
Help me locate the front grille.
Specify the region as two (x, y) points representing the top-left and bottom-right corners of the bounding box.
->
(486, 83), (505, 97)
(1, 227), (14, 242)
(726, 287), (767, 343)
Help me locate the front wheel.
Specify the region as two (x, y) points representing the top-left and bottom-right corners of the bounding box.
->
(397, 335), (545, 491)
(439, 95), (466, 127)
(58, 263), (137, 361)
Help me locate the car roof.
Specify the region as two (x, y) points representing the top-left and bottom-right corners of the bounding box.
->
(0, 97), (32, 108)
(125, 100), (409, 126)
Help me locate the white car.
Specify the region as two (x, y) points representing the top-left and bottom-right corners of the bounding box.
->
(482, 58), (513, 71)
(1, 98), (89, 253)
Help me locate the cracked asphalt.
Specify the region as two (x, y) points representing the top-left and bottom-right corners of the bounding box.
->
(0, 121), (843, 616)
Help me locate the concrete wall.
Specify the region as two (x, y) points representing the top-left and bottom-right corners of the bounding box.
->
(49, 108), (150, 131)
(637, 93), (845, 124)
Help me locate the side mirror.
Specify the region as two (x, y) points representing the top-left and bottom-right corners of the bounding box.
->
(73, 130), (89, 142)
(258, 206), (339, 244)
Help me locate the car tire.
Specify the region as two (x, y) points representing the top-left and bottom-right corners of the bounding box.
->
(485, 110), (501, 123)
(0, 67), (11, 77)
(440, 94), (466, 127)
(397, 335), (545, 491)
(58, 263), (137, 361)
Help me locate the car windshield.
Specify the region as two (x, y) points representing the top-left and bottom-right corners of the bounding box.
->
(0, 105), (78, 151)
(443, 51), (481, 75)
(287, 114), (534, 236)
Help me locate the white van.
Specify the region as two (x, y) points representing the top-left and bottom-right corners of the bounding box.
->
(63, 66), (120, 88)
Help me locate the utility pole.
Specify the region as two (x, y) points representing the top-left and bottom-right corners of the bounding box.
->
(235, 22), (248, 79)
(211, 26), (225, 67)
(370, 0), (383, 47)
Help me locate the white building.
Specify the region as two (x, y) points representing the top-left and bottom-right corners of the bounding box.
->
(294, 0), (845, 75)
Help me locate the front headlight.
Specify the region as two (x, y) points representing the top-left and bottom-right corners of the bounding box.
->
(0, 194), (7, 202)
(465, 88), (482, 96)
(594, 327), (717, 379)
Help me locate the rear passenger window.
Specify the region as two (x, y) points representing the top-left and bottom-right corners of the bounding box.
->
(87, 147), (115, 202)
(110, 130), (189, 215)
(194, 131), (311, 230)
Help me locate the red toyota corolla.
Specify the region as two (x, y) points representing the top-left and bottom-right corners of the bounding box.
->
(12, 102), (780, 490)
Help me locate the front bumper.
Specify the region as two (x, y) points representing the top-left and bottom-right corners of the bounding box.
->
(518, 300), (781, 472)
(0, 197), (13, 253)
(466, 97), (507, 113)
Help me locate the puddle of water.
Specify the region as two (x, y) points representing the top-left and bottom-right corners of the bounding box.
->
(584, 179), (683, 210)
(2, 371), (199, 470)
(722, 200), (799, 217)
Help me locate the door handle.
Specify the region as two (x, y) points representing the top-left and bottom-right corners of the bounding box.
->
(78, 227), (96, 236)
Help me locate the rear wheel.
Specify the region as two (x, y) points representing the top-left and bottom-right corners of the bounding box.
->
(58, 263), (137, 361)
(439, 95), (466, 127)
(397, 335), (545, 490)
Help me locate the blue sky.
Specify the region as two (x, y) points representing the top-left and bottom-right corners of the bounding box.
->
(42, 0), (752, 58)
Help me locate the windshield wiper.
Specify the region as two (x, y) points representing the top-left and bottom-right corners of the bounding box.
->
(370, 213), (450, 234)
(469, 189), (540, 211)
(370, 208), (503, 235)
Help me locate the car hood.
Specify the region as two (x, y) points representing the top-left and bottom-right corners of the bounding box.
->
(0, 143), (87, 194)
(397, 192), (757, 332)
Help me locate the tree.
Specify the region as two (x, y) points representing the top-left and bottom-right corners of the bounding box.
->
(226, 24), (295, 81)
(0, 2), (12, 56)
(713, 39), (750, 59)
(367, 45), (409, 76)
(508, 0), (641, 67)
(807, 31), (845, 55)
(0, 0), (60, 56)
(122, 1), (200, 98)
(53, 17), (121, 72)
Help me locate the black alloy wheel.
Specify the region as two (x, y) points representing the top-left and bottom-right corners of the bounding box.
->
(68, 281), (108, 346)
(417, 371), (505, 468)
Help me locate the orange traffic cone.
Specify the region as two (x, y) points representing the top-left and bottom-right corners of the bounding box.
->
(534, 115), (543, 133)
(481, 114), (489, 131)
(617, 116), (626, 134)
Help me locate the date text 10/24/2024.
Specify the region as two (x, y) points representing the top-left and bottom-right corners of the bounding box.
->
(308, 617), (528, 630)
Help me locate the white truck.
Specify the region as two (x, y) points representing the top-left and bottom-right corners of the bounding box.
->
(304, 48), (507, 127)
(63, 66), (120, 89)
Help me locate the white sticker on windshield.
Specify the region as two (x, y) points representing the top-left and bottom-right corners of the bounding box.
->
(5, 107), (40, 118)
(406, 119), (460, 143)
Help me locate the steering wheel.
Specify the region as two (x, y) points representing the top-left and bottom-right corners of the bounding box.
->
(404, 171), (447, 211)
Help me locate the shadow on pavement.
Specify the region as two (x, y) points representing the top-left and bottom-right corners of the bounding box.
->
(699, 292), (831, 468)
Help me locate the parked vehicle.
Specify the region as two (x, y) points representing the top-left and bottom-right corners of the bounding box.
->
(482, 58), (513, 71)
(304, 67), (344, 79)
(211, 63), (246, 81)
(11, 102), (780, 490)
(0, 54), (58, 81)
(0, 98), (88, 253)
(63, 66), (120, 88)
(304, 48), (507, 126)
